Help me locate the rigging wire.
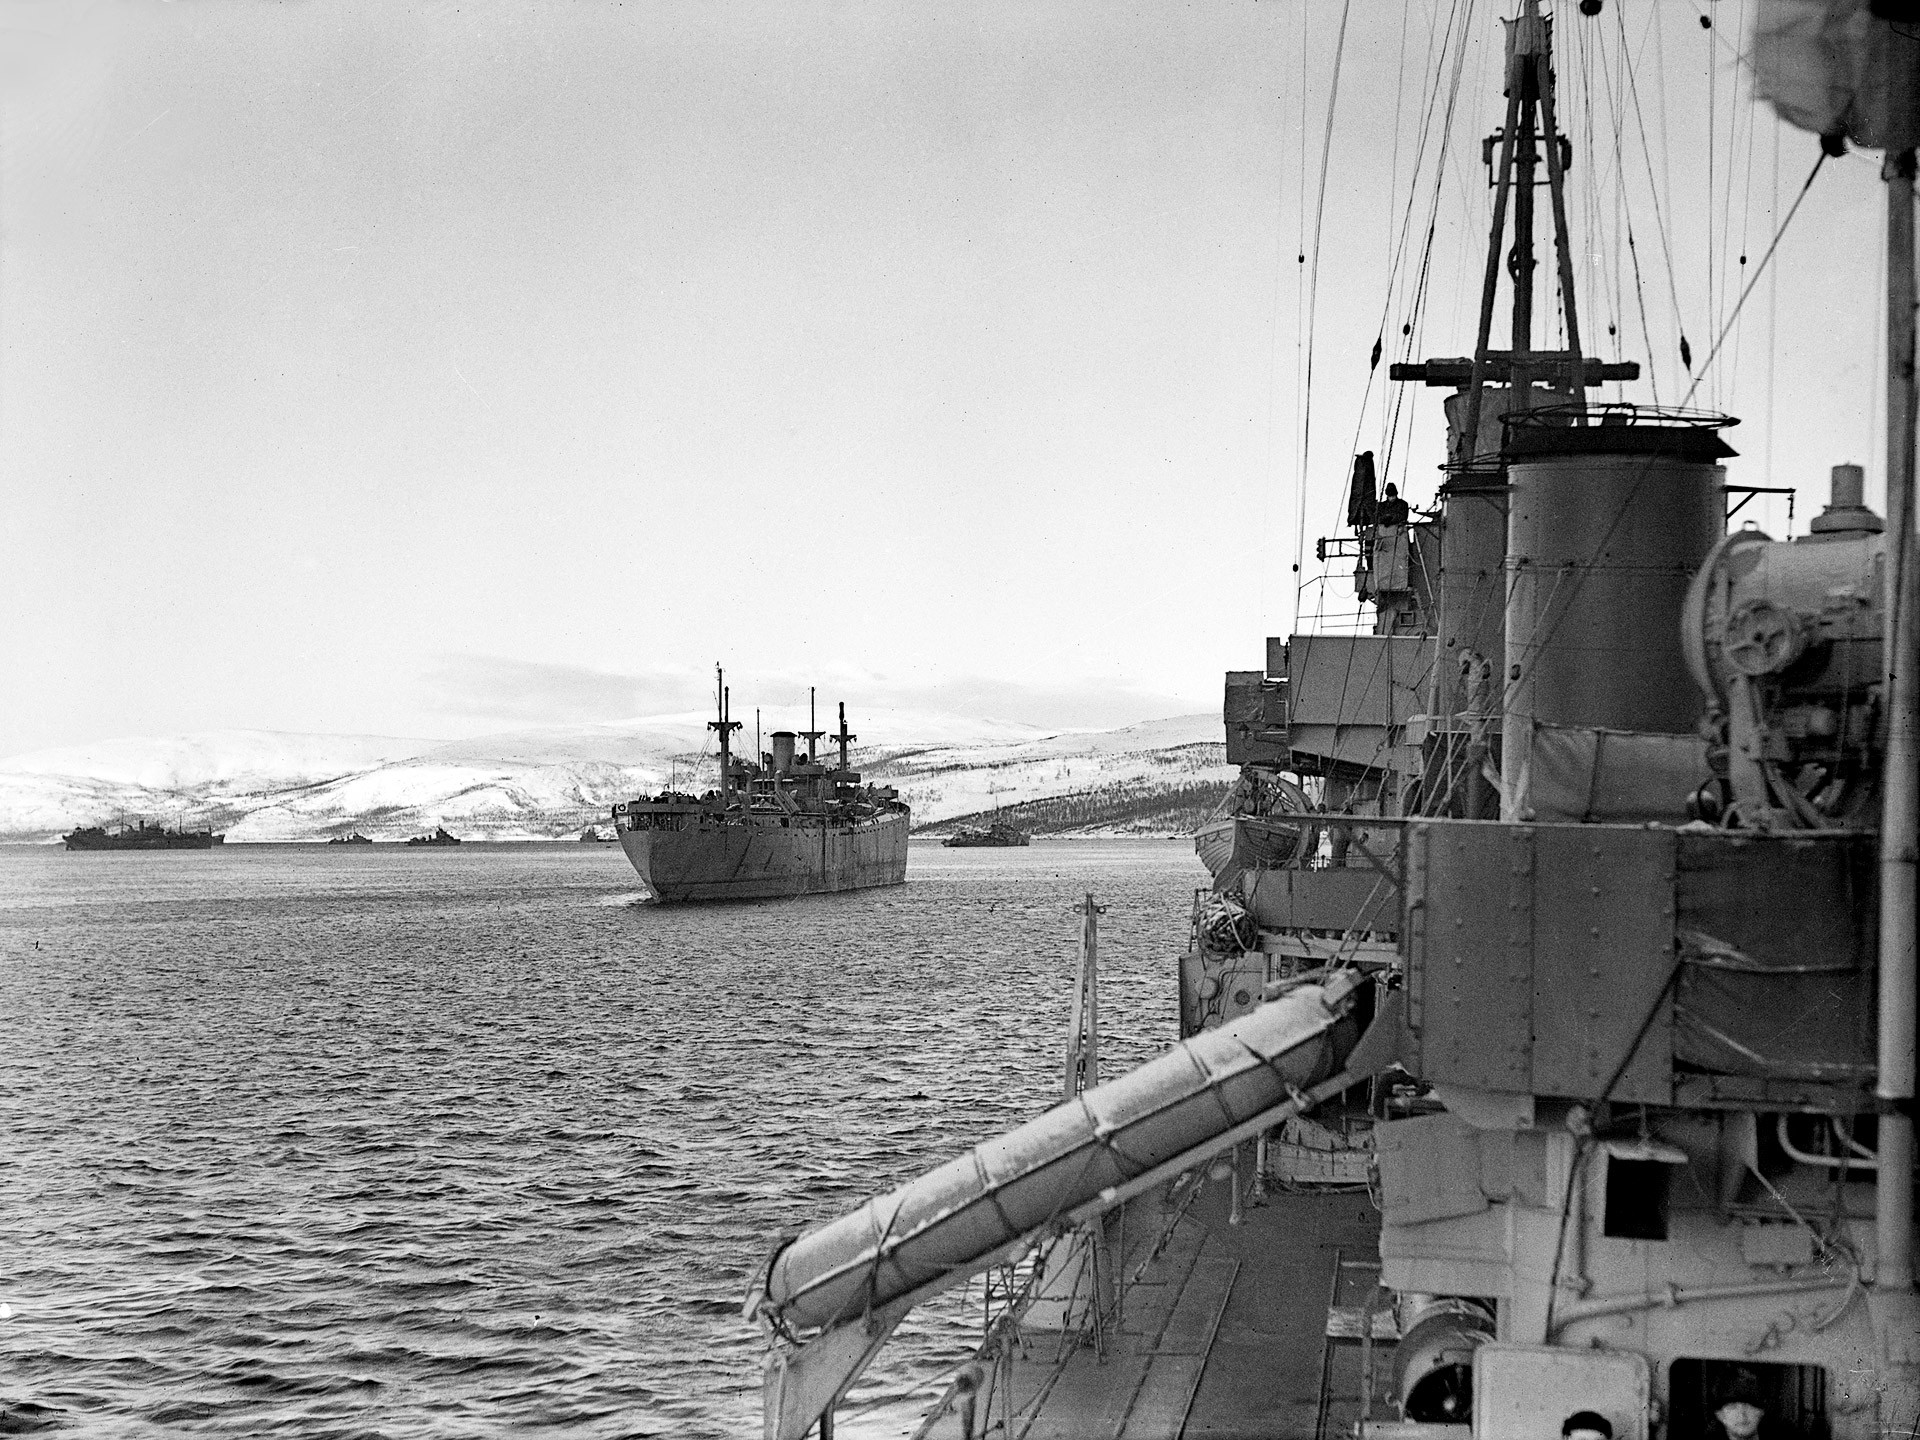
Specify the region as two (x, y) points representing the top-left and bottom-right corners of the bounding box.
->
(1592, 12), (1629, 385)
(1618, 3), (1693, 391)
(1359, 0), (1451, 416)
(1260, 3), (1301, 645)
(1373, 4), (1451, 484)
(1712, 5), (1728, 407)
(1311, 0), (1472, 640)
(1764, 114), (1781, 491)
(1568, 11), (1594, 359)
(1378, 0), (1477, 494)
(1563, 11), (1626, 396)
(1723, 0), (1759, 406)
(1378, 0), (1417, 366)
(1291, 0), (1356, 632)
(1314, 0), (1489, 651)
(1654, 8), (1683, 350)
(1613, 19), (1637, 400)
(1354, 0), (1469, 477)
(1289, 1), (1314, 628)
(1680, 149), (1827, 406)
(1582, 8), (1661, 403)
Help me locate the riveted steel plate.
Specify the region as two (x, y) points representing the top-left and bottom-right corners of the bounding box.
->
(1476, 1345), (1650, 1440)
(1404, 820), (1533, 1092)
(1527, 824), (1676, 1104)
(1242, 865), (1400, 936)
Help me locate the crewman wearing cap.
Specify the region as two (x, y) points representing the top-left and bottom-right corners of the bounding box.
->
(1709, 1370), (1774, 1440)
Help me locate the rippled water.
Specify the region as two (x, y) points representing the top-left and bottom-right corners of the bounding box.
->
(0, 838), (1205, 1438)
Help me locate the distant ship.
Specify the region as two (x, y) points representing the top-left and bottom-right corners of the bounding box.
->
(941, 820), (1030, 848)
(611, 672), (908, 902)
(327, 833), (374, 846)
(63, 820), (223, 851)
(404, 826), (462, 847)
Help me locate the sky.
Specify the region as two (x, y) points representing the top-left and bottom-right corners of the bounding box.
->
(0, 0), (1897, 756)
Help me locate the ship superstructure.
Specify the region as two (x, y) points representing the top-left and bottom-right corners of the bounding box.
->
(612, 672), (908, 902)
(62, 820), (223, 850)
(745, 7), (1917, 1440)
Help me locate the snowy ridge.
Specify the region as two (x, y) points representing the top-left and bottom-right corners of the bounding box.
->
(0, 730), (441, 789)
(0, 713), (1226, 842)
(867, 717), (1234, 836)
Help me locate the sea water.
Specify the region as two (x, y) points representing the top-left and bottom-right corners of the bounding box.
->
(0, 838), (1203, 1438)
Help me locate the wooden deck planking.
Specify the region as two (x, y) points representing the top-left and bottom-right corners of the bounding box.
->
(912, 1179), (1381, 1440)
(1016, 1182), (1378, 1440)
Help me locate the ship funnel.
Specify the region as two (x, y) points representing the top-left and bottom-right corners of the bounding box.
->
(770, 731), (797, 775)
(1809, 462), (1885, 538)
(1499, 409), (1733, 820)
(1833, 462), (1865, 508)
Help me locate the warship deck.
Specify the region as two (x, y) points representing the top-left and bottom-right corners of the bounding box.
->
(921, 1181), (1385, 1440)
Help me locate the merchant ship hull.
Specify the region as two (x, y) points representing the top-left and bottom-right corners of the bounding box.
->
(63, 826), (221, 851)
(615, 682), (911, 904)
(618, 810), (908, 903)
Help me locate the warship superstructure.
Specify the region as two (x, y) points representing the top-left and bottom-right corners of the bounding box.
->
(612, 673), (908, 903)
(942, 822), (1031, 849)
(748, 7), (1918, 1440)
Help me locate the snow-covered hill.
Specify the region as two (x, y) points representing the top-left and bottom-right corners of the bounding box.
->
(867, 717), (1233, 836)
(0, 712), (1228, 842)
(0, 730), (441, 789)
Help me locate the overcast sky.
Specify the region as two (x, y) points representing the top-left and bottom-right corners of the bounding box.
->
(0, 0), (1893, 755)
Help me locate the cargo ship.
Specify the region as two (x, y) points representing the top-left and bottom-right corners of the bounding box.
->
(611, 672), (908, 903)
(747, 8), (1920, 1440)
(63, 820), (223, 850)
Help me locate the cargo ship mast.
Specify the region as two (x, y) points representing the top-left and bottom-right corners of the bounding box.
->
(709, 664), (742, 806)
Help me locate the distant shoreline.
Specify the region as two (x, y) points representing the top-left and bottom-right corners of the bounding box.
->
(1, 832), (1199, 847)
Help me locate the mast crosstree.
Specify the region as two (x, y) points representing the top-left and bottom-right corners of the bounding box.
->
(707, 664), (743, 806)
(1389, 0), (1637, 472)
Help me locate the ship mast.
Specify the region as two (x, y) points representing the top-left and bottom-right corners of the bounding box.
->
(1381, 0), (1637, 823)
(1394, 0), (1636, 465)
(708, 664), (742, 806)
(801, 686), (823, 764)
(836, 702), (855, 775)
